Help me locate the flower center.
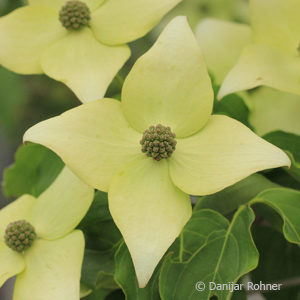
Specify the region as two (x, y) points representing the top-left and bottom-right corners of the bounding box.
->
(4, 220), (37, 253)
(59, 1), (91, 31)
(140, 124), (177, 161)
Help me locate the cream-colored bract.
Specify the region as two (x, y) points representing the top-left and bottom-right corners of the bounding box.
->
(24, 17), (291, 287)
(109, 157), (191, 287)
(0, 0), (182, 102)
(29, 0), (105, 11)
(40, 28), (130, 104)
(90, 0), (183, 45)
(169, 115), (290, 195)
(196, 17), (300, 136)
(122, 16), (214, 138)
(218, 44), (300, 99)
(0, 6), (66, 74)
(246, 88), (300, 136)
(24, 99), (143, 193)
(209, 0), (300, 98)
(28, 167), (94, 240)
(0, 167), (94, 300)
(0, 243), (25, 287)
(251, 0), (300, 55)
(196, 18), (251, 85)
(13, 231), (84, 300)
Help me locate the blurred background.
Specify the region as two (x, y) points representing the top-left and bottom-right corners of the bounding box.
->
(0, 0), (249, 298)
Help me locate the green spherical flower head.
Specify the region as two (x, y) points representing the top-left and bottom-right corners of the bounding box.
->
(4, 220), (37, 253)
(59, 1), (91, 31)
(140, 124), (177, 161)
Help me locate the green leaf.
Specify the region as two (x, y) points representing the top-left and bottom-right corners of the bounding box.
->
(2, 143), (64, 198)
(81, 248), (119, 291)
(251, 188), (300, 244)
(195, 174), (278, 215)
(159, 206), (258, 300)
(105, 290), (125, 300)
(80, 283), (92, 298)
(79, 192), (123, 295)
(114, 242), (161, 300)
(213, 85), (251, 128)
(263, 131), (300, 161)
(231, 288), (247, 300)
(82, 288), (125, 300)
(0, 66), (27, 137)
(0, 0), (24, 16)
(251, 226), (300, 300)
(263, 131), (300, 182)
(78, 191), (122, 251)
(82, 289), (111, 300)
(78, 191), (112, 228)
(264, 168), (300, 190)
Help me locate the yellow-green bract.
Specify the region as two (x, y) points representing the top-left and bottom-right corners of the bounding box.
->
(196, 16), (300, 136)
(0, 167), (94, 300)
(207, 0), (300, 99)
(0, 0), (182, 103)
(24, 17), (290, 287)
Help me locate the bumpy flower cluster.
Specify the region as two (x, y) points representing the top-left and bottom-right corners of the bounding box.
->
(59, 1), (91, 31)
(140, 124), (177, 161)
(4, 220), (37, 252)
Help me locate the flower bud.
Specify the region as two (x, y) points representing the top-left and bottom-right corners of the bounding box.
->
(59, 1), (90, 31)
(4, 220), (37, 253)
(140, 124), (177, 161)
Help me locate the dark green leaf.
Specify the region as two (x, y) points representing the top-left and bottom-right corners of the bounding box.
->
(264, 168), (300, 190)
(83, 289), (111, 300)
(159, 206), (258, 300)
(0, 0), (23, 16)
(79, 192), (122, 294)
(0, 66), (27, 137)
(78, 191), (122, 251)
(106, 290), (126, 300)
(252, 202), (284, 233)
(2, 143), (64, 198)
(213, 85), (251, 128)
(263, 131), (300, 161)
(79, 191), (112, 228)
(82, 289), (125, 300)
(81, 248), (119, 291)
(114, 242), (161, 300)
(195, 174), (278, 215)
(83, 220), (122, 252)
(251, 188), (300, 244)
(263, 131), (300, 183)
(82, 288), (123, 300)
(251, 226), (300, 300)
(105, 290), (125, 300)
(231, 287), (247, 300)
